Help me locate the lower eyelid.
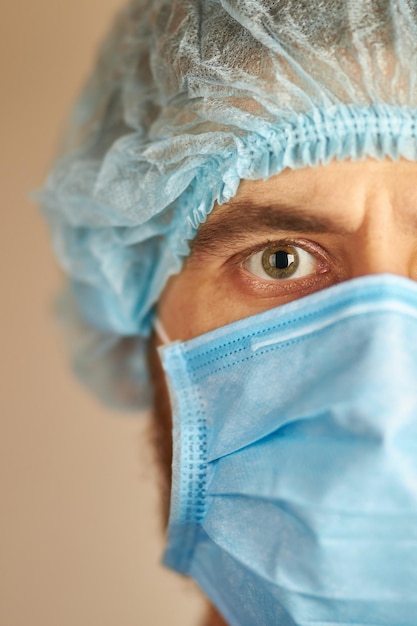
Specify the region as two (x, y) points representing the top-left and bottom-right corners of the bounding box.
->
(235, 267), (335, 300)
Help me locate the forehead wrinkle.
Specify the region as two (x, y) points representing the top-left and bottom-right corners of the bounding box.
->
(191, 199), (353, 255)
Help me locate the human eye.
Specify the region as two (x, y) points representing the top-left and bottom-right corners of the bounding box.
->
(243, 242), (321, 282)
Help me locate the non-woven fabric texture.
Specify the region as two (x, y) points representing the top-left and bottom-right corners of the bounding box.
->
(39, 0), (417, 407)
(161, 274), (417, 625)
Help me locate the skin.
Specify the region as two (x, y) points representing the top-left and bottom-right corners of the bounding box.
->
(152, 157), (417, 626)
(158, 158), (417, 341)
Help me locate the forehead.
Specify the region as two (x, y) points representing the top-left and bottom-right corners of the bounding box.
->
(207, 158), (417, 231)
(236, 158), (417, 203)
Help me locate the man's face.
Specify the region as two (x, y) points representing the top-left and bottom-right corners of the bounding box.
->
(151, 157), (417, 625)
(158, 158), (417, 340)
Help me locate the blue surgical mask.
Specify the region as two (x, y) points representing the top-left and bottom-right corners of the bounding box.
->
(158, 274), (417, 626)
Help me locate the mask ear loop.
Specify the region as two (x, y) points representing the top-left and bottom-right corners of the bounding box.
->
(154, 318), (172, 345)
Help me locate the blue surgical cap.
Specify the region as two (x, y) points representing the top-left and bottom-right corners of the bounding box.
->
(39, 0), (417, 408)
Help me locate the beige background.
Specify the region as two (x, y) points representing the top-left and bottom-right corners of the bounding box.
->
(1, 1), (203, 624)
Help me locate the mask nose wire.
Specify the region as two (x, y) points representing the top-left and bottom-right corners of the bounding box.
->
(154, 318), (172, 345)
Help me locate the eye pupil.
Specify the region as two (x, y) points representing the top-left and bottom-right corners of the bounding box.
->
(261, 245), (300, 279)
(272, 250), (293, 269)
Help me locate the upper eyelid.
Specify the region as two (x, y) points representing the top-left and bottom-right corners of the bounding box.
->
(232, 237), (325, 264)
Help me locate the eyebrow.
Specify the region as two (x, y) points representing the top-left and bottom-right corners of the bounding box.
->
(191, 197), (351, 255)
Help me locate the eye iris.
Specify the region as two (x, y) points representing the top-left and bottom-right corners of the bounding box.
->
(261, 245), (299, 279)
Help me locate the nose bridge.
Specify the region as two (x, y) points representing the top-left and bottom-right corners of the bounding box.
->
(350, 190), (412, 279)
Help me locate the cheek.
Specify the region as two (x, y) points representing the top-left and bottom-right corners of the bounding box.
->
(158, 259), (338, 341)
(158, 270), (245, 340)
